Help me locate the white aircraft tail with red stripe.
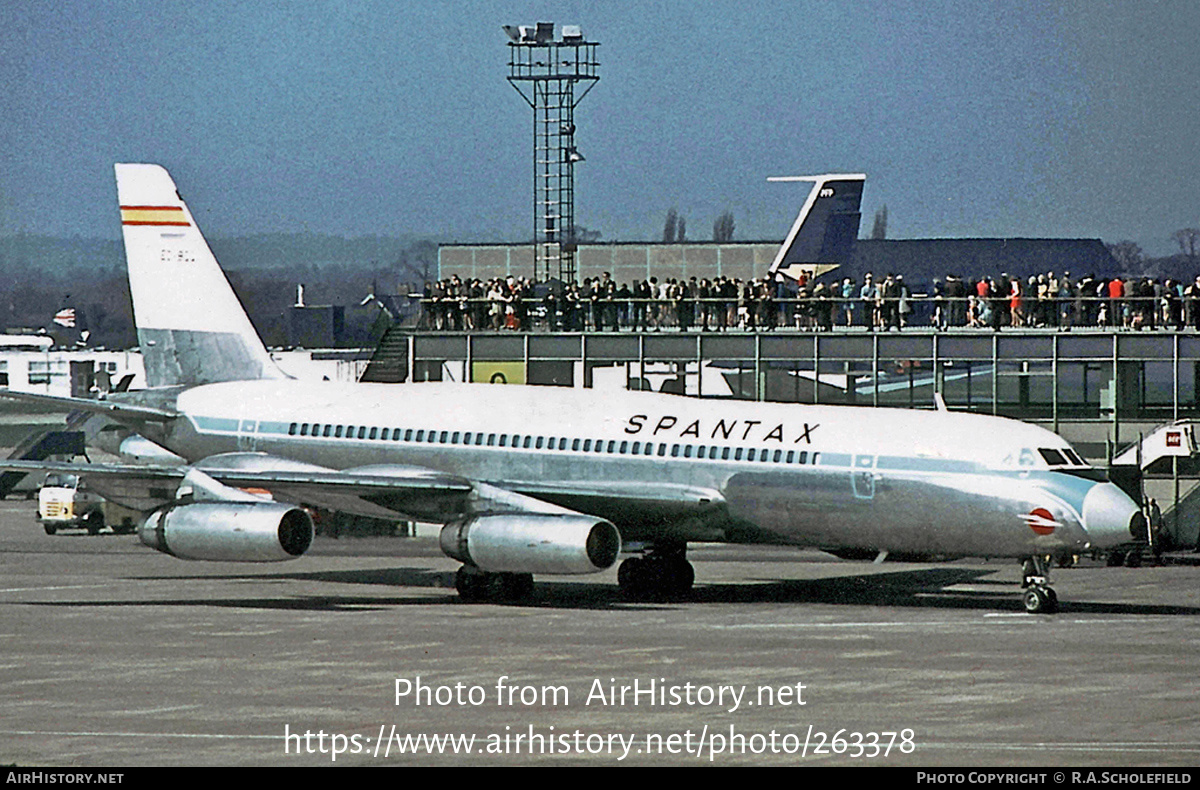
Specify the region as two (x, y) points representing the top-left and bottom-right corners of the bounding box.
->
(116, 163), (287, 388)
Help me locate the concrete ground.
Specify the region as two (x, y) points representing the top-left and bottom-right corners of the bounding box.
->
(2, 497), (1198, 767)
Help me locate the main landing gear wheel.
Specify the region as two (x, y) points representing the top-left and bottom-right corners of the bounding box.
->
(1023, 586), (1058, 614)
(1020, 554), (1058, 614)
(454, 566), (534, 603)
(617, 548), (694, 599)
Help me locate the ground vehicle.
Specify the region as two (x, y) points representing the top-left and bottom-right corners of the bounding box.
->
(37, 473), (134, 535)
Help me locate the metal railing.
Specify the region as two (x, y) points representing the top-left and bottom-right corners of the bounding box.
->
(408, 294), (1191, 333)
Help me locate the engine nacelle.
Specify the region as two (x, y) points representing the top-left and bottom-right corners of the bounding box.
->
(439, 514), (621, 575)
(139, 502), (313, 562)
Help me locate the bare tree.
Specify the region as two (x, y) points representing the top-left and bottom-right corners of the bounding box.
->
(713, 211), (735, 242)
(1106, 240), (1145, 272)
(1172, 228), (1199, 263)
(395, 240), (438, 285)
(662, 208), (678, 243)
(569, 225), (602, 244)
(871, 206), (888, 240)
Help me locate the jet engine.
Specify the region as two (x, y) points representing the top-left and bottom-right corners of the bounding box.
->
(139, 502), (313, 562)
(439, 514), (620, 575)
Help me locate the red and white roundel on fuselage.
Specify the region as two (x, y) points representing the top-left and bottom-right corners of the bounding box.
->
(1023, 508), (1060, 536)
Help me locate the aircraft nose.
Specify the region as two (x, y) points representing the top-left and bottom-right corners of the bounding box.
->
(1081, 482), (1143, 549)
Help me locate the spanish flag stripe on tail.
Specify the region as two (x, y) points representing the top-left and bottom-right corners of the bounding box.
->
(120, 206), (189, 226)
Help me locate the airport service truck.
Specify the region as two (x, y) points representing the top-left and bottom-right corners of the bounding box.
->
(37, 473), (136, 535)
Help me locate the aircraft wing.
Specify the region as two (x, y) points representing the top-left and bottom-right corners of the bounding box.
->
(497, 479), (730, 542)
(0, 458), (474, 521)
(502, 479), (723, 518)
(2, 452), (727, 538)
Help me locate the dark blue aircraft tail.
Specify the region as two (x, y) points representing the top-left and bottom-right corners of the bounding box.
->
(767, 173), (866, 281)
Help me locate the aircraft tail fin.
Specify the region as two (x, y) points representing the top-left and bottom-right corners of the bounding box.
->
(115, 164), (287, 388)
(766, 173), (866, 282)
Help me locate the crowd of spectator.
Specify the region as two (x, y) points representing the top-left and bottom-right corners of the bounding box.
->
(415, 270), (1200, 333)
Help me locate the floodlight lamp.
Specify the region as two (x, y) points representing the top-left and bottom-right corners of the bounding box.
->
(502, 25), (522, 42)
(535, 21), (554, 43)
(566, 148), (585, 163)
(562, 25), (583, 41)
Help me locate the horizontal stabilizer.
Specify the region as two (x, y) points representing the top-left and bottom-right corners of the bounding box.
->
(0, 389), (178, 422)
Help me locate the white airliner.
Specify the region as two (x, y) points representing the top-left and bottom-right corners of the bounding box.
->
(0, 165), (1143, 613)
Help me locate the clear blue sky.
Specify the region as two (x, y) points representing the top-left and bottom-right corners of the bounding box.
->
(2, 0), (1197, 256)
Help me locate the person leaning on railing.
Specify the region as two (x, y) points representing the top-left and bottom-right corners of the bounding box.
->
(408, 271), (1200, 334)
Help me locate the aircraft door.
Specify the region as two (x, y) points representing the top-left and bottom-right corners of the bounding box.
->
(852, 454), (877, 500)
(238, 419), (259, 451)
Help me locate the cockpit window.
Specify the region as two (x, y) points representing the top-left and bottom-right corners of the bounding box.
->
(1000, 445), (1088, 470)
(1038, 448), (1067, 466)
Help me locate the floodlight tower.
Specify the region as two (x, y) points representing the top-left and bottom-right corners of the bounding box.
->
(504, 22), (599, 283)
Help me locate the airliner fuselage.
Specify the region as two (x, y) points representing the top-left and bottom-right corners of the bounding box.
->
(153, 379), (1137, 560)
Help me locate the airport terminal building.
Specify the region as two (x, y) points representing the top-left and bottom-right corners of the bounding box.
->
(437, 238), (1117, 286)
(439, 241), (789, 285)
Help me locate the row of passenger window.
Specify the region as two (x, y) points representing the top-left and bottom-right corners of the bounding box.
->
(284, 421), (819, 466)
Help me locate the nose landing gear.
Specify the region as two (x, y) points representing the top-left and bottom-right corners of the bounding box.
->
(1021, 555), (1058, 614)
